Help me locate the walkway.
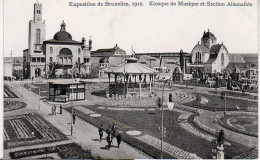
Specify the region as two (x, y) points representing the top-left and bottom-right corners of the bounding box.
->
(4, 82), (150, 159)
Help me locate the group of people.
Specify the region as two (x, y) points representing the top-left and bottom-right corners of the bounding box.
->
(98, 124), (122, 150)
(52, 105), (63, 115)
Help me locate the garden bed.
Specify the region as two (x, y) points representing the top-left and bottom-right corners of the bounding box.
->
(209, 90), (257, 100)
(184, 93), (257, 112)
(9, 143), (95, 159)
(4, 101), (26, 112)
(219, 114), (258, 137)
(4, 113), (68, 149)
(4, 85), (19, 98)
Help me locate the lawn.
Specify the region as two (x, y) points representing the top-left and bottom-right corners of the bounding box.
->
(67, 105), (250, 159)
(24, 83), (49, 98)
(9, 143), (96, 159)
(184, 93), (258, 112)
(4, 113), (68, 149)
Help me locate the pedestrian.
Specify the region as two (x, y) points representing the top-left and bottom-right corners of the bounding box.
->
(111, 124), (116, 142)
(106, 125), (112, 136)
(60, 105), (62, 114)
(116, 133), (122, 148)
(111, 124), (116, 135)
(54, 105), (56, 115)
(98, 125), (104, 142)
(107, 135), (112, 150)
(73, 113), (76, 124)
(51, 106), (54, 115)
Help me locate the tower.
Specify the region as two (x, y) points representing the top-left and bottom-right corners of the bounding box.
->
(201, 29), (217, 49)
(25, 1), (46, 78)
(28, 2), (46, 54)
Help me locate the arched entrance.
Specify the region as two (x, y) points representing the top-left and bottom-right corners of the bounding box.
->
(35, 68), (41, 77)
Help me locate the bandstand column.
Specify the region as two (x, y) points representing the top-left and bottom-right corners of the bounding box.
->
(139, 75), (142, 98)
(149, 74), (152, 96)
(114, 74), (117, 96)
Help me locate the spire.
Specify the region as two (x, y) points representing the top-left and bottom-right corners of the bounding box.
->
(89, 36), (92, 51)
(60, 21), (66, 31)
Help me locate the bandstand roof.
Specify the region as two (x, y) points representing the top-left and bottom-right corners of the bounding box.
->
(106, 57), (158, 75)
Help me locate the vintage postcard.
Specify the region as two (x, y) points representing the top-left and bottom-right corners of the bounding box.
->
(2, 0), (258, 159)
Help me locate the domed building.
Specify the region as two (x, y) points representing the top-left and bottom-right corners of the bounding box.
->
(43, 21), (92, 77)
(190, 29), (229, 75)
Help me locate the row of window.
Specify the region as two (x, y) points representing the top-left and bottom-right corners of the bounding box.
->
(31, 57), (90, 63)
(49, 47), (81, 54)
(32, 57), (45, 62)
(49, 57), (90, 63)
(36, 10), (41, 14)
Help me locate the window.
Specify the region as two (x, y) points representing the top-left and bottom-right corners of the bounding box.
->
(32, 58), (36, 62)
(37, 57), (41, 62)
(41, 58), (45, 62)
(221, 53), (224, 66)
(64, 57), (67, 64)
(78, 48), (81, 54)
(36, 29), (41, 44)
(50, 47), (53, 54)
(84, 58), (90, 63)
(78, 58), (80, 62)
(50, 57), (53, 62)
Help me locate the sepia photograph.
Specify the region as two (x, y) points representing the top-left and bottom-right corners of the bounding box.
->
(2, 0), (258, 159)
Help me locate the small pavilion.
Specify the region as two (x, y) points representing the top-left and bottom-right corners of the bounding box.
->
(48, 80), (86, 102)
(106, 57), (158, 98)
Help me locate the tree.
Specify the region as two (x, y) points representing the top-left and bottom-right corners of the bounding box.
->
(75, 60), (86, 78)
(48, 62), (60, 78)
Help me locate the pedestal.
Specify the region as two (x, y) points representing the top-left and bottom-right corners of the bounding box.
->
(216, 144), (224, 160)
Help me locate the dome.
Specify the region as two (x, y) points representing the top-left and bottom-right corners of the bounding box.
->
(54, 31), (72, 41)
(53, 21), (72, 41)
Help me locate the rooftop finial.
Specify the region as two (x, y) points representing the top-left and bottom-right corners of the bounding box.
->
(61, 21), (66, 31)
(208, 29), (210, 32)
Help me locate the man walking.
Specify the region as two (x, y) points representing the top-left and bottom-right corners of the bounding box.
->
(116, 133), (122, 148)
(98, 125), (104, 142)
(60, 105), (62, 114)
(107, 135), (112, 150)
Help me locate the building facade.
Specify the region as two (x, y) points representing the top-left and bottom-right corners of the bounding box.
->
(43, 21), (91, 78)
(190, 30), (229, 74)
(23, 2), (92, 79)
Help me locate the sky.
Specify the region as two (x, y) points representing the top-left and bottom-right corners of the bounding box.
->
(3, 0), (258, 57)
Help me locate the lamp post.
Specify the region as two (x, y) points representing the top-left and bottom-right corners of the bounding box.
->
(160, 79), (173, 159)
(38, 82), (41, 110)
